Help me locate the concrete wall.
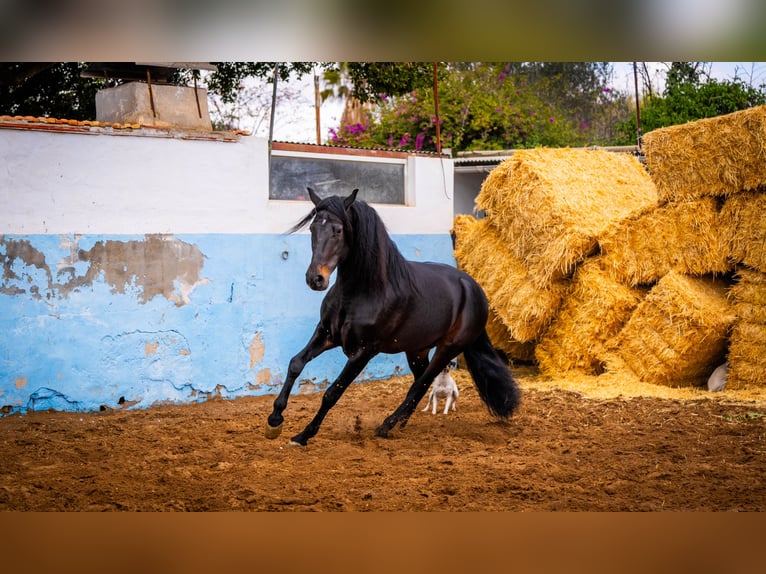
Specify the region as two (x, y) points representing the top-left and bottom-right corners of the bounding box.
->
(96, 82), (213, 131)
(454, 170), (489, 216)
(0, 125), (455, 413)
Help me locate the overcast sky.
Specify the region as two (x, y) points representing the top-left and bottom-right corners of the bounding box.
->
(612, 61), (766, 95)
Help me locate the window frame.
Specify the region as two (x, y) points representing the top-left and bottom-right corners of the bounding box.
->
(268, 143), (411, 205)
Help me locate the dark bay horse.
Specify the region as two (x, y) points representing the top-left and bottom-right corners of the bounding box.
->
(265, 188), (520, 445)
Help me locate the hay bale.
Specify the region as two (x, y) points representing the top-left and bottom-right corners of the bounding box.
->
(535, 258), (647, 375)
(475, 147), (658, 285)
(452, 214), (568, 343)
(720, 190), (766, 273)
(601, 271), (735, 387)
(485, 309), (536, 364)
(727, 266), (766, 389)
(643, 105), (766, 203)
(598, 197), (732, 286)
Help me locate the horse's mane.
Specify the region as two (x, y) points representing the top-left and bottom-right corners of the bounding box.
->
(290, 196), (415, 293)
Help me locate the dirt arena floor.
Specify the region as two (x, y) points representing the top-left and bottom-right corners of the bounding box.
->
(1, 367), (765, 511)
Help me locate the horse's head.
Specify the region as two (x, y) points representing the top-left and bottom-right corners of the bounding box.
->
(305, 187), (358, 291)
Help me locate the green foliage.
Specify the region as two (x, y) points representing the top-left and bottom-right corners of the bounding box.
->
(616, 62), (766, 144)
(0, 63), (116, 120)
(7, 61), (764, 153)
(0, 62), (324, 117)
(198, 63), (322, 103)
(344, 63), (436, 103)
(329, 63), (628, 152)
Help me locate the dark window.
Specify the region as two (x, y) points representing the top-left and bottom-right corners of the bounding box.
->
(269, 154), (406, 204)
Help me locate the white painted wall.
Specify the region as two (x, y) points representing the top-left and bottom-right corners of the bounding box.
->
(0, 128), (454, 235)
(0, 124), (458, 413)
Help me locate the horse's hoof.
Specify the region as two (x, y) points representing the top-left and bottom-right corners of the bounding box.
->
(374, 426), (389, 438)
(290, 435), (308, 447)
(264, 422), (283, 439)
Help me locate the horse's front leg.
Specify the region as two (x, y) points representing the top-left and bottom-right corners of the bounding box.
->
(265, 323), (334, 439)
(290, 349), (375, 446)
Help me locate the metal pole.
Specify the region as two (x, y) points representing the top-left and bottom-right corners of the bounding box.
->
(268, 63), (279, 194)
(269, 63), (279, 147)
(314, 70), (322, 144)
(193, 71), (202, 119)
(433, 62), (442, 154)
(633, 62), (642, 150)
(146, 68), (156, 118)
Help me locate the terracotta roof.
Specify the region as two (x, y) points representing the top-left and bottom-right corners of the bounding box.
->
(0, 115), (141, 130)
(0, 115), (250, 141)
(272, 140), (449, 158)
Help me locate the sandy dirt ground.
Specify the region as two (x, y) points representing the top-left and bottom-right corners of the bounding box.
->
(1, 368), (765, 511)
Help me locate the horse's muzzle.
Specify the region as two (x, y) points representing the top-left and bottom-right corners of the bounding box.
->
(307, 264), (331, 291)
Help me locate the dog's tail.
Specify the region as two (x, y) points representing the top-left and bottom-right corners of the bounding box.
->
(462, 329), (521, 418)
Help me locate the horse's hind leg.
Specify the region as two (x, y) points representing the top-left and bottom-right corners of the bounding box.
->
(375, 346), (458, 438)
(290, 350), (375, 446)
(265, 323), (334, 439)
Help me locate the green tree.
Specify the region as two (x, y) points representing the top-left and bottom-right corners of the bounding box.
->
(328, 62), (628, 152)
(343, 62), (436, 103)
(616, 62), (766, 144)
(0, 63), (118, 119)
(0, 62), (433, 122)
(197, 63), (321, 103)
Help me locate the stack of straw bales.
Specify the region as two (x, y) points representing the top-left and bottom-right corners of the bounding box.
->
(719, 188), (766, 389)
(726, 268), (766, 389)
(453, 147), (657, 362)
(484, 309), (536, 364)
(639, 105), (766, 388)
(720, 190), (766, 272)
(598, 197), (732, 286)
(453, 214), (569, 344)
(453, 104), (766, 389)
(600, 271), (734, 386)
(643, 104), (766, 202)
(476, 148), (659, 284)
(535, 259), (647, 375)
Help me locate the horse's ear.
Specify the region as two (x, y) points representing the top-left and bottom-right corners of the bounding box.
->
(344, 189), (359, 210)
(307, 187), (321, 206)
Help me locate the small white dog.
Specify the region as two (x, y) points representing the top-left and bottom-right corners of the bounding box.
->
(422, 360), (459, 415)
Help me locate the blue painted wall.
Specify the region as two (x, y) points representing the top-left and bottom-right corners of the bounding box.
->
(0, 232), (455, 413)
(0, 124), (456, 414)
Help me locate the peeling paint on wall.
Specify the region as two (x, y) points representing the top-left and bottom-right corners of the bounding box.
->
(249, 332), (265, 368)
(0, 232), (455, 415)
(1, 128), (458, 415)
(0, 236), (53, 297)
(27, 387), (82, 412)
(0, 234), (208, 306)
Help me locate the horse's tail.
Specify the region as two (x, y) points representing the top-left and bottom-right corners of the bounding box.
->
(462, 329), (521, 418)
